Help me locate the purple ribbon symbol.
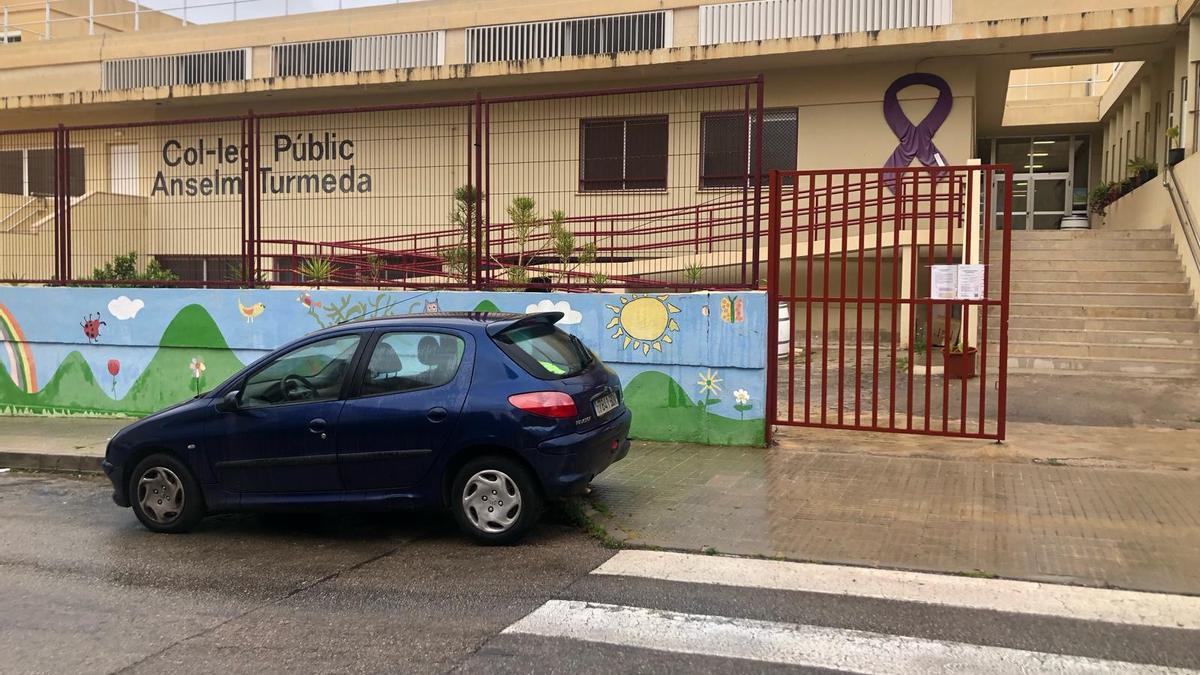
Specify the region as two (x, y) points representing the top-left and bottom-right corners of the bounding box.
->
(882, 72), (953, 192)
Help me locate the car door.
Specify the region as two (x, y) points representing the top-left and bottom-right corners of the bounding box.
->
(337, 329), (472, 491)
(208, 332), (364, 495)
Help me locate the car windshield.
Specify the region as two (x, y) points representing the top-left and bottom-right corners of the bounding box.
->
(493, 323), (591, 380)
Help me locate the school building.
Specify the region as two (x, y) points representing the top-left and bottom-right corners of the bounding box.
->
(1, 0), (1199, 387)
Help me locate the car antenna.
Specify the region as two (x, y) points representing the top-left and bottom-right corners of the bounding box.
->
(332, 289), (437, 326)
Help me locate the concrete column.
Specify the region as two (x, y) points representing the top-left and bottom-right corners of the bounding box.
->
(1137, 77), (1153, 160)
(1188, 16), (1200, 157)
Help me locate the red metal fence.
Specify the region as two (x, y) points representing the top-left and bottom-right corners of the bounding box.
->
(0, 78), (767, 290)
(765, 165), (1013, 441)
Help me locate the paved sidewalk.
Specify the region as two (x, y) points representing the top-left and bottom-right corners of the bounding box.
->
(590, 427), (1200, 595)
(3, 415), (1200, 595)
(0, 416), (127, 472)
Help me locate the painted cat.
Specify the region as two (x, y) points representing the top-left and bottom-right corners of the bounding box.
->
(409, 298), (440, 314)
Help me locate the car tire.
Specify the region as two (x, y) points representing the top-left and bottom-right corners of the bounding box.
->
(450, 455), (543, 545)
(128, 453), (205, 534)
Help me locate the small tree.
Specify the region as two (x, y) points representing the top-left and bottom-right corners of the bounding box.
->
(446, 184), (484, 282)
(91, 251), (178, 286)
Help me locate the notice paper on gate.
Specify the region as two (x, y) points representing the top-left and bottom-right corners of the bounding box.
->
(930, 264), (986, 301)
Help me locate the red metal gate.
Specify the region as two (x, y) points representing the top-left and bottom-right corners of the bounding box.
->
(765, 165), (1012, 441)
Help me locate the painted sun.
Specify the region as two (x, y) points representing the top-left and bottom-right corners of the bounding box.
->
(606, 295), (681, 355)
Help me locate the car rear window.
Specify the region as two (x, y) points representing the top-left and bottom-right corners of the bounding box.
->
(493, 323), (592, 380)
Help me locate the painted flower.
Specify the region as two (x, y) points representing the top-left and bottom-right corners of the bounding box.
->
(189, 357), (206, 379)
(697, 368), (723, 397)
(733, 389), (750, 406)
(106, 359), (120, 377)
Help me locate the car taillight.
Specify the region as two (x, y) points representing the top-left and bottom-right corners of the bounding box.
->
(508, 391), (577, 419)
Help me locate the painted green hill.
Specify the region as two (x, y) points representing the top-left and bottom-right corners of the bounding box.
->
(0, 352), (114, 415)
(120, 304), (245, 414)
(473, 299), (501, 313)
(623, 370), (763, 446)
(0, 303), (246, 417)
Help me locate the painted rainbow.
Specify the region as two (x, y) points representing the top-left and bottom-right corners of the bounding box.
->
(0, 303), (37, 393)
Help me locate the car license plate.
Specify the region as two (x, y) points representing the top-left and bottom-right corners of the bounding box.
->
(593, 391), (618, 418)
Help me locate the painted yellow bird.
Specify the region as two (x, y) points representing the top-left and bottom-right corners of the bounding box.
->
(237, 299), (266, 323)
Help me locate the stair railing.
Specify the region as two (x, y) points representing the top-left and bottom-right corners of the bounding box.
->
(0, 196), (39, 233)
(1163, 163), (1200, 278)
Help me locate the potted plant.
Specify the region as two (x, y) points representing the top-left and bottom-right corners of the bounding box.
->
(1127, 157), (1157, 188)
(1087, 183), (1112, 216)
(1166, 127), (1184, 167)
(943, 326), (977, 379)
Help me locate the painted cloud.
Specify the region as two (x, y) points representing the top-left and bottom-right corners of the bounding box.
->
(525, 299), (582, 325)
(107, 296), (145, 320)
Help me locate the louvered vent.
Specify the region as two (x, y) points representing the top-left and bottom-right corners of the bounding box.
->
(102, 49), (250, 90)
(466, 10), (671, 64)
(272, 31), (444, 77)
(698, 0), (952, 45)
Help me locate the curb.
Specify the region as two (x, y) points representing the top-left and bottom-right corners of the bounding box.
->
(0, 451), (103, 474)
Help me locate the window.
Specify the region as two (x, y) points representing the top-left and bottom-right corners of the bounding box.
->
(241, 334), (361, 408)
(273, 39), (352, 77)
(0, 148), (84, 197)
(359, 332), (464, 397)
(493, 322), (592, 380)
(700, 108), (798, 188)
(156, 255), (241, 284)
(1142, 112), (1152, 162)
(579, 116), (668, 191)
(466, 11), (667, 63)
(1, 31), (20, 44)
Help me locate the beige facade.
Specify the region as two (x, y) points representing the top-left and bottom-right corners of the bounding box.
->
(0, 0), (1197, 296)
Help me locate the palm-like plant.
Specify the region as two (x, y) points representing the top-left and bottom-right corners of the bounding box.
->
(296, 257), (335, 288)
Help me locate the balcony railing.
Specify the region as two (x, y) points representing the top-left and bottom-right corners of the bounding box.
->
(698, 0), (952, 45)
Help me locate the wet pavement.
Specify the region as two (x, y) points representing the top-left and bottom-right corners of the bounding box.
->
(0, 471), (611, 674)
(7, 472), (1199, 675)
(589, 429), (1200, 595)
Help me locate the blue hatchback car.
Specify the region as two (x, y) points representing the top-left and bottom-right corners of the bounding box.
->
(102, 311), (631, 544)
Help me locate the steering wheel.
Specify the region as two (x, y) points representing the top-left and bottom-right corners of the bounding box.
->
(281, 373), (318, 401)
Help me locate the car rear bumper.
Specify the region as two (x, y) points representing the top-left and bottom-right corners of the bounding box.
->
(534, 408), (631, 497)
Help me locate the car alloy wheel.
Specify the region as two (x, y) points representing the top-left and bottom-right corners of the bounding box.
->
(136, 466), (186, 525)
(461, 469), (522, 534)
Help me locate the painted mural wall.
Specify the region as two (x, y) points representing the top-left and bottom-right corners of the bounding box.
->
(0, 287), (767, 446)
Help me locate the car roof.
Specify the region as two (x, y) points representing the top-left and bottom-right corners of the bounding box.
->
(312, 311), (557, 335)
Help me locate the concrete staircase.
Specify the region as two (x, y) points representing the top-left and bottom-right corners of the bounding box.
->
(988, 227), (1200, 378)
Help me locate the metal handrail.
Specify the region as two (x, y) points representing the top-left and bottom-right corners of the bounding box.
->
(1163, 162), (1200, 276)
(0, 196), (40, 232)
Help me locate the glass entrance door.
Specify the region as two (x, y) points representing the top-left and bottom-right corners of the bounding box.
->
(984, 135), (1089, 230)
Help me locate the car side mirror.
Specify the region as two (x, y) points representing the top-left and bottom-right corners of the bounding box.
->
(215, 390), (241, 413)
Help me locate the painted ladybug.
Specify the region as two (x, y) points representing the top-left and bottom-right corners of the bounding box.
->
(81, 312), (106, 343)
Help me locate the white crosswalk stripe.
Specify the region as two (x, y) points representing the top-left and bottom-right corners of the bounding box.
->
(504, 600), (1193, 674)
(492, 551), (1200, 673)
(593, 550), (1200, 631)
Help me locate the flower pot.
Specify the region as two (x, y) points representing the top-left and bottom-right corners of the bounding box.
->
(1168, 148), (1185, 167)
(1060, 214), (1090, 230)
(944, 347), (977, 379)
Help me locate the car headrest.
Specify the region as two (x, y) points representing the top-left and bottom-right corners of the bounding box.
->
(417, 335), (441, 366)
(369, 341), (403, 374)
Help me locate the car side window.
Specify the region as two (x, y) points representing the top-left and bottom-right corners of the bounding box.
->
(358, 332), (465, 397)
(241, 334), (361, 408)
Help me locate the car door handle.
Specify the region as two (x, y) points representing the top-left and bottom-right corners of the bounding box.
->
(426, 407), (448, 423)
(308, 418), (327, 434)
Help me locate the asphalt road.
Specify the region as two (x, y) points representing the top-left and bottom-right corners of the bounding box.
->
(3, 471), (1198, 674)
